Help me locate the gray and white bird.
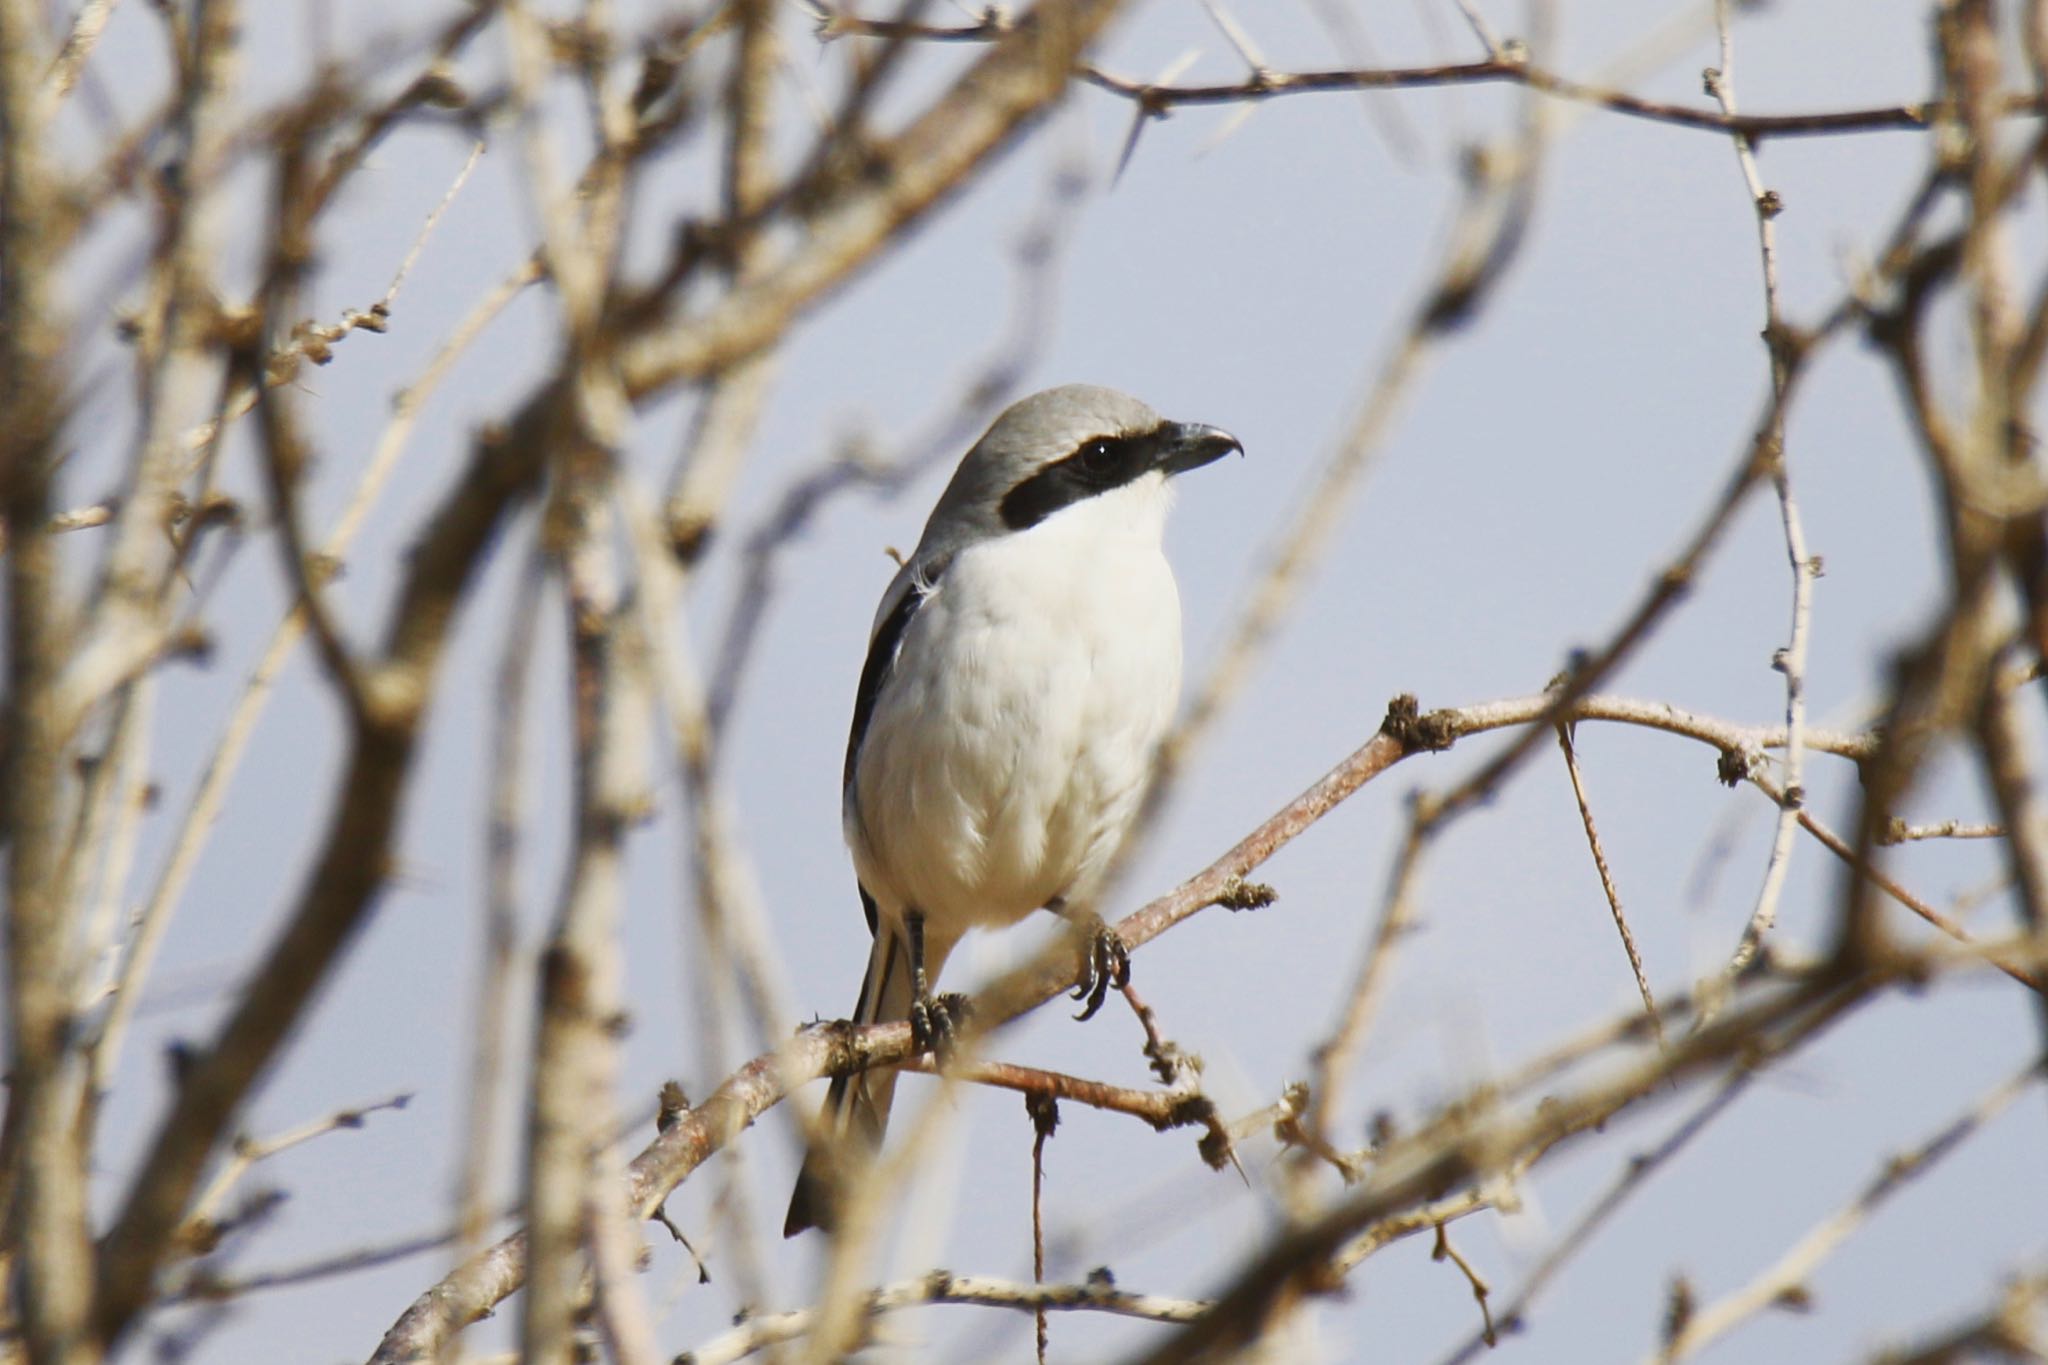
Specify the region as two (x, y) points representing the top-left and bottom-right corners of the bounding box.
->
(785, 384), (1241, 1237)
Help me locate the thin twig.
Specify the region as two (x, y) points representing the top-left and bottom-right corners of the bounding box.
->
(184, 1092), (413, 1238)
(1450, 0), (1505, 59)
(899, 1054), (1217, 1138)
(1557, 722), (1663, 1046)
(1742, 766), (2041, 991)
(1705, 0), (1816, 992)
(1029, 1092), (1059, 1365)
(1432, 1223), (1497, 1348)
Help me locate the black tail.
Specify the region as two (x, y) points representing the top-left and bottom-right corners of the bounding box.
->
(784, 924), (920, 1237)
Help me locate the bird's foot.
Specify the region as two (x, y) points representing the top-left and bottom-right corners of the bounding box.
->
(1069, 915), (1131, 1022)
(911, 991), (973, 1061)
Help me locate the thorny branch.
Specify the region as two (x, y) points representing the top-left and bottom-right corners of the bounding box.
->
(1704, 0), (1819, 996)
(365, 679), (2043, 1359)
(822, 8), (2048, 139)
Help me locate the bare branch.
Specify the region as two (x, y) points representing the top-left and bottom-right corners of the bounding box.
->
(1437, 1070), (1755, 1364)
(676, 1270), (1207, 1365)
(1657, 1062), (2040, 1361)
(1139, 964), (1877, 1365)
(824, 10), (2048, 140)
(1432, 1223), (1497, 1349)
(1704, 0), (1818, 994)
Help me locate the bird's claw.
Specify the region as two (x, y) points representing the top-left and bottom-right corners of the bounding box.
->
(911, 991), (973, 1061)
(1071, 921), (1131, 1021)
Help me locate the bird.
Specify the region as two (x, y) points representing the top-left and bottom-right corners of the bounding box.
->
(784, 384), (1242, 1238)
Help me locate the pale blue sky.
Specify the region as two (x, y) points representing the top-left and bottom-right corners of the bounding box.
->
(53, 1), (2045, 1361)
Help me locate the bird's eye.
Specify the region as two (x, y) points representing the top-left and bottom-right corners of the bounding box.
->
(1078, 438), (1118, 471)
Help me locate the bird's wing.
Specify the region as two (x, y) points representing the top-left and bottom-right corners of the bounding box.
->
(842, 551), (950, 796)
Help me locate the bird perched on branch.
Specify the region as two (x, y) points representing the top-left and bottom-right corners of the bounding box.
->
(785, 384), (1242, 1237)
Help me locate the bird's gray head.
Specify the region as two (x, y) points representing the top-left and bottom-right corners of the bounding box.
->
(916, 384), (1241, 557)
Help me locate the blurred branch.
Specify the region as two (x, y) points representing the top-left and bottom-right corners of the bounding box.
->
(1977, 675), (2048, 980)
(1127, 103), (1539, 883)
(1137, 961), (1877, 1365)
(679, 1270), (1208, 1365)
(514, 89), (649, 1351)
(452, 546), (544, 1288)
(173, 1228), (455, 1305)
(0, 0), (96, 1355)
(1882, 818), (2007, 842)
(1865, 1269), (2048, 1363)
(93, 371), (562, 1354)
(0, 500), (116, 555)
(181, 1093), (413, 1249)
(648, 15), (794, 1322)
(703, 155), (1080, 734)
(248, 243), (370, 723)
(1657, 1061), (2040, 1361)
(618, 0), (1130, 395)
(661, 0), (783, 563)
(42, 0), (121, 106)
(1842, 0), (2048, 1054)
(1295, 797), (1430, 1175)
(80, 238), (537, 1115)
(56, 0), (240, 739)
(1438, 1071), (1757, 1365)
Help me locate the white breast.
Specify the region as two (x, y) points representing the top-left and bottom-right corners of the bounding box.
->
(849, 475), (1182, 935)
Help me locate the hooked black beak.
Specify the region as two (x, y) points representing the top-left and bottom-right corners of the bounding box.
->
(1155, 421), (1244, 477)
